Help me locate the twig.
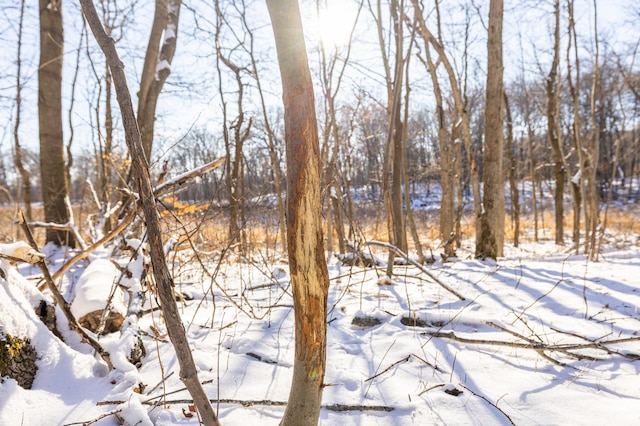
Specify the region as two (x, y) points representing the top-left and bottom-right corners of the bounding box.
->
(62, 408), (121, 426)
(365, 340), (395, 397)
(364, 355), (410, 382)
(143, 379), (214, 403)
(417, 383), (445, 396)
(458, 383), (515, 426)
(145, 371), (175, 397)
(514, 255), (572, 321)
(410, 352), (438, 370)
(18, 211), (113, 371)
(365, 240), (466, 300)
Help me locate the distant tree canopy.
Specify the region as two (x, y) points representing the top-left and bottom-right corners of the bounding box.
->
(0, 0), (637, 256)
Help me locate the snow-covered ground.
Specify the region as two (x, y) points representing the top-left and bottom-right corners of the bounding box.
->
(1, 230), (639, 425)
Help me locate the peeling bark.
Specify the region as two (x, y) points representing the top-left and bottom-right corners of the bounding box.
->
(267, 0), (330, 424)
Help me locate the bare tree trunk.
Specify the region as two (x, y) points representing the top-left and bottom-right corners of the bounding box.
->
(369, 0), (408, 273)
(566, 0), (584, 252)
(414, 6), (453, 255)
(137, 0), (182, 162)
(411, 0), (481, 236)
(266, 1), (330, 424)
(598, 89), (624, 255)
(586, 0), (600, 261)
(218, 39), (252, 250)
(38, 0), (75, 248)
(476, 0), (505, 259)
(522, 80), (539, 242)
(80, 2), (219, 424)
(317, 9), (347, 254)
(389, 0), (408, 255)
(401, 29), (425, 263)
(242, 0), (287, 253)
(547, 0), (565, 245)
(14, 0), (32, 221)
(504, 91), (520, 247)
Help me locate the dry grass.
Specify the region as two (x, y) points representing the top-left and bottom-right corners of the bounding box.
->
(506, 206), (640, 244)
(0, 200), (636, 255)
(0, 206), (46, 244)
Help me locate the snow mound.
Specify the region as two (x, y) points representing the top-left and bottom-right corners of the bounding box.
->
(71, 258), (127, 333)
(0, 258), (111, 425)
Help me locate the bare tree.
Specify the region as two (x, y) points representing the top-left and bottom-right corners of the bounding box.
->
(504, 90), (520, 247)
(214, 0), (252, 250)
(546, 0), (566, 246)
(400, 26), (427, 264)
(369, 0), (409, 271)
(387, 0), (409, 257)
(79, 1), (219, 424)
(317, 0), (362, 255)
(476, 0), (505, 259)
(13, 0), (32, 221)
(266, 0), (330, 423)
(566, 0), (585, 251)
(138, 0), (182, 162)
(411, 0), (455, 257)
(411, 0), (481, 249)
(586, 0), (600, 260)
(38, 0), (75, 247)
(239, 0), (287, 251)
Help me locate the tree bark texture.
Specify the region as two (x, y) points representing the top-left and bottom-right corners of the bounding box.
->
(79, 2), (219, 425)
(266, 0), (330, 424)
(38, 0), (75, 247)
(476, 0), (505, 259)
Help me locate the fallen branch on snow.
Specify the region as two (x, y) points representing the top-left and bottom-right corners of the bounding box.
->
(425, 329), (640, 363)
(97, 398), (394, 412)
(365, 240), (466, 301)
(458, 383), (516, 426)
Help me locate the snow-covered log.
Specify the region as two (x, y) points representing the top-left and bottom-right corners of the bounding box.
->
(0, 258), (99, 389)
(0, 241), (45, 264)
(71, 259), (126, 334)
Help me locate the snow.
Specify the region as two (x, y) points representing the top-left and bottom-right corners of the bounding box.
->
(0, 259), (111, 426)
(1, 235), (640, 425)
(164, 24), (177, 42)
(70, 258), (126, 320)
(0, 241), (45, 264)
(572, 169), (581, 185)
(155, 60), (171, 79)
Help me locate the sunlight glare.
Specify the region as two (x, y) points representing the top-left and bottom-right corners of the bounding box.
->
(314, 1), (358, 50)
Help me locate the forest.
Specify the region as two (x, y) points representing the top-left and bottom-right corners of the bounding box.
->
(0, 0), (639, 425)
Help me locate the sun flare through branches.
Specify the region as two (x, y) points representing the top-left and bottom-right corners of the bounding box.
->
(312, 0), (360, 50)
